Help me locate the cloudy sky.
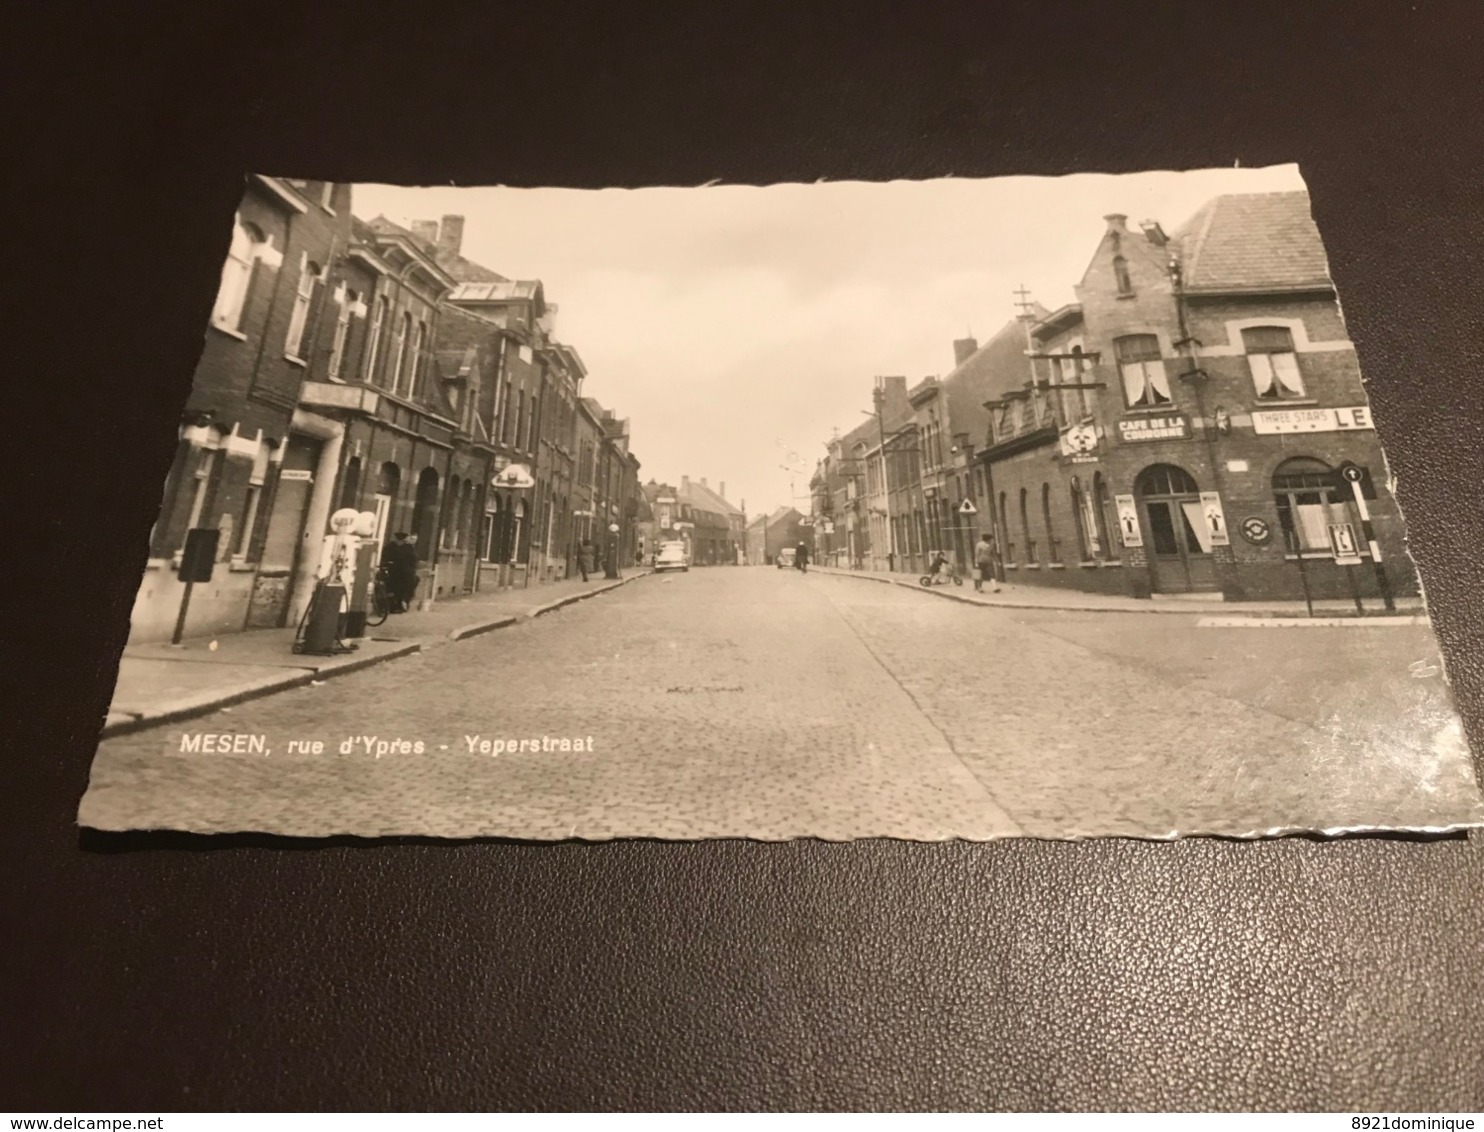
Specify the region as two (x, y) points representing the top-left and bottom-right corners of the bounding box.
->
(352, 164), (1307, 516)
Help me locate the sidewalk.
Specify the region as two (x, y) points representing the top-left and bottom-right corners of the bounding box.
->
(810, 564), (1428, 621)
(101, 570), (652, 739)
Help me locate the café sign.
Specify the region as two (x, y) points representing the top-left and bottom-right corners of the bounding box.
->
(1117, 415), (1189, 442)
(1251, 405), (1373, 435)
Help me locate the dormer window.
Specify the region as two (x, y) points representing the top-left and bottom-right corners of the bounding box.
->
(1242, 326), (1306, 400)
(1113, 255), (1133, 296)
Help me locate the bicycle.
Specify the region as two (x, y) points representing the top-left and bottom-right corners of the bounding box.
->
(365, 569), (392, 627)
(919, 559), (964, 587)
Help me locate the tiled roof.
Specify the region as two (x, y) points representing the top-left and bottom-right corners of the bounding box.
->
(1174, 191), (1332, 292)
(941, 315), (1041, 428)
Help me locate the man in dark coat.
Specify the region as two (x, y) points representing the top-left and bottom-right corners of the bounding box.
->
(380, 532), (419, 613)
(795, 540), (810, 573)
(577, 539), (595, 582)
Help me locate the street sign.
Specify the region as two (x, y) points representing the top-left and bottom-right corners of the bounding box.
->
(958, 499), (977, 514)
(608, 523), (620, 533)
(1337, 461), (1365, 484)
(1199, 492), (1229, 547)
(1328, 521), (1362, 566)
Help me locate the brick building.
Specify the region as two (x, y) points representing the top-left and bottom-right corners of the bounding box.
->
(132, 176), (353, 642)
(678, 477), (743, 564)
(977, 191), (1413, 603)
(746, 507), (808, 566)
(295, 215), (492, 612)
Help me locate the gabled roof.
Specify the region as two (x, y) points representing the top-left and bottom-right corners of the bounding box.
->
(357, 215), (457, 288)
(684, 480), (743, 517)
(941, 315), (1041, 430)
(1174, 191), (1332, 293)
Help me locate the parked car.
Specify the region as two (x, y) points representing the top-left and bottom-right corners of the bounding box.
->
(655, 541), (690, 572)
(775, 547), (796, 569)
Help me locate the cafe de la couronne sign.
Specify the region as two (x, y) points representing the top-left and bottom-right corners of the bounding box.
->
(1115, 405), (1373, 443)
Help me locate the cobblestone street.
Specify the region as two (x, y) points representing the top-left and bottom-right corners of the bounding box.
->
(80, 568), (1484, 840)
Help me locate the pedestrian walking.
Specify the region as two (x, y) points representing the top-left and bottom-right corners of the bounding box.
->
(380, 532), (420, 612)
(795, 540), (810, 574)
(577, 539), (595, 582)
(973, 532), (1001, 593)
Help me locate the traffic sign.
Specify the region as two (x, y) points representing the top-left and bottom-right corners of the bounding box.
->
(958, 499), (977, 514)
(1337, 462), (1365, 485)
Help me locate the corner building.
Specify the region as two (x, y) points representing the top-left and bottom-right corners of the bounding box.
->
(978, 191), (1415, 603)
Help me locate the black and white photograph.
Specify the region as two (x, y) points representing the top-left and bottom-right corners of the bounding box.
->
(78, 165), (1484, 841)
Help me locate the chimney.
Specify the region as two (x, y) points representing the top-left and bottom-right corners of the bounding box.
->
(438, 214), (465, 258)
(411, 220), (439, 246)
(701, 477), (708, 489)
(719, 481), (726, 500)
(1104, 213), (1128, 232)
(682, 475), (690, 492)
(953, 337), (978, 366)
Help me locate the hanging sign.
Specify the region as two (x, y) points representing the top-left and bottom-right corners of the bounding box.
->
(1251, 406), (1373, 435)
(492, 463), (535, 489)
(1114, 494), (1142, 547)
(1117, 415), (1189, 442)
(1060, 423), (1099, 460)
(1199, 492), (1230, 547)
(958, 499), (977, 515)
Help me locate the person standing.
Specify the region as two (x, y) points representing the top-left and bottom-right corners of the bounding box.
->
(974, 532), (1001, 593)
(380, 532), (420, 612)
(577, 539), (595, 582)
(795, 540), (810, 574)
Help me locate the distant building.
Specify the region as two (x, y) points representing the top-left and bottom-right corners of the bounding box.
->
(746, 506), (808, 565)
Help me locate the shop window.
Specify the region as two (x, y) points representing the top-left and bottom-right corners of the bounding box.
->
(1272, 457), (1363, 555)
(1243, 326), (1306, 400)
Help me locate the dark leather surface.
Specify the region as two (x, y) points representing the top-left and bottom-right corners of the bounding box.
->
(7, 0), (1484, 1111)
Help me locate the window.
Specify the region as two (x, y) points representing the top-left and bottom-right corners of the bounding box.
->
(1019, 487), (1036, 565)
(320, 181), (335, 210)
(408, 320), (426, 397)
(212, 220), (262, 331)
(515, 391), (527, 451)
(1092, 472), (1115, 559)
(364, 295), (387, 383)
(1113, 255), (1133, 295)
(234, 441), (274, 559)
(1116, 334), (1172, 408)
(326, 290), (356, 380)
(1272, 457), (1367, 555)
(284, 259), (319, 359)
(389, 312), (411, 395)
(1243, 326), (1306, 399)
(1070, 480), (1091, 561)
(1041, 483), (1060, 564)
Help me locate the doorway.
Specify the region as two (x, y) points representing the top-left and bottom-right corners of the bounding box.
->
(1135, 463), (1217, 593)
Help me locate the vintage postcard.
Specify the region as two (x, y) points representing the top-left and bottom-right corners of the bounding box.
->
(80, 167), (1484, 840)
